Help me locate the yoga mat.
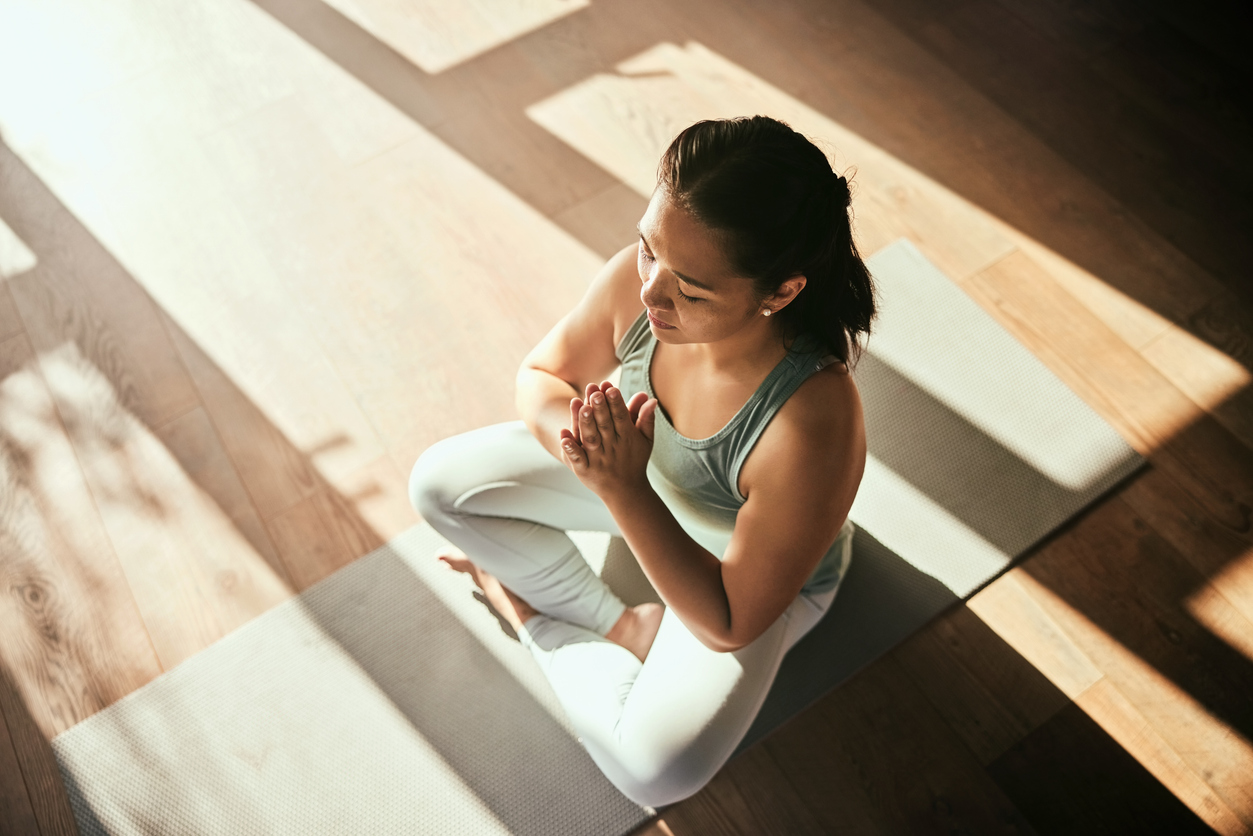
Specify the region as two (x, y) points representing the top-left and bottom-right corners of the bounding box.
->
(53, 524), (652, 836)
(52, 239), (1146, 828)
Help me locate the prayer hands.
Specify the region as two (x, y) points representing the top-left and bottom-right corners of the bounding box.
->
(560, 381), (657, 500)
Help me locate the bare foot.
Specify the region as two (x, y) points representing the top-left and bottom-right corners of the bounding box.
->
(438, 547), (665, 663)
(437, 547), (537, 633)
(605, 602), (665, 663)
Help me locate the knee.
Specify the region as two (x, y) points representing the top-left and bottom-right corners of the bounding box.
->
(599, 732), (730, 809)
(407, 438), (461, 521)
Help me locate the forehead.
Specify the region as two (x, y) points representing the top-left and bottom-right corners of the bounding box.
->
(638, 192), (737, 283)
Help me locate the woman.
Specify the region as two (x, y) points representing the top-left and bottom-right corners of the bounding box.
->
(409, 115), (876, 808)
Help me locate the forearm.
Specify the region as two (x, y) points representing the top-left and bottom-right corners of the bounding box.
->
(516, 366), (580, 460)
(602, 484), (739, 651)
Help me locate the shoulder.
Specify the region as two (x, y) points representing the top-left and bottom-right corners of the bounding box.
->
(737, 359), (866, 504)
(602, 244), (646, 353)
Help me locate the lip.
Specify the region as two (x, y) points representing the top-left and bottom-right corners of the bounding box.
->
(647, 310), (675, 330)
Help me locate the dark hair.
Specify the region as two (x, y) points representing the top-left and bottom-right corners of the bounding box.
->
(658, 116), (877, 368)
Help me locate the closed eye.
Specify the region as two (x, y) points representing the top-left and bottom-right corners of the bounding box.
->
(640, 240), (704, 302)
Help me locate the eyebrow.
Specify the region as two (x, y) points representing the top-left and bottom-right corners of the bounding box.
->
(636, 225), (717, 292)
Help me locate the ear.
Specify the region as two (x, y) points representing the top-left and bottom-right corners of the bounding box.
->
(767, 274), (807, 311)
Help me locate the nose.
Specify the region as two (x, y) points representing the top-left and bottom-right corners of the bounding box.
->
(640, 265), (672, 310)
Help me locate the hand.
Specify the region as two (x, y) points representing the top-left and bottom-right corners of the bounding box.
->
(560, 382), (657, 499)
(568, 381), (650, 445)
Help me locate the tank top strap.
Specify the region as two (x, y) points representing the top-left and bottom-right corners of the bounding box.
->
(724, 335), (835, 503)
(615, 309), (652, 364)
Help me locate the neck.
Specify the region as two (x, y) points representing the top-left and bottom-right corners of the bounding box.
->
(683, 316), (800, 377)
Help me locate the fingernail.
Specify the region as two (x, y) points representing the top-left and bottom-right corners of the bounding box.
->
(608, 389), (620, 401)
(592, 393), (603, 404)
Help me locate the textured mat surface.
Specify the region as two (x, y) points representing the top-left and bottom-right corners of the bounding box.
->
(53, 239), (1146, 828)
(52, 524), (651, 836)
(739, 238), (1146, 752)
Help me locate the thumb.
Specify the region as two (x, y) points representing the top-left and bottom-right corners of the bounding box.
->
(637, 398), (658, 442)
(560, 434), (586, 470)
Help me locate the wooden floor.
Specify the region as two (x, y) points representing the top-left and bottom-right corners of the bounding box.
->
(0, 0), (1250, 832)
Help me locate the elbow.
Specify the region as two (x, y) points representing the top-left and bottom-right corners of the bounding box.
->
(701, 637), (751, 654)
(697, 626), (756, 654)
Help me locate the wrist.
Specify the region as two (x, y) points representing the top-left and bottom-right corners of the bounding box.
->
(600, 475), (657, 512)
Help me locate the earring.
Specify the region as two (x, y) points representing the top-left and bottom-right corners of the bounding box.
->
(762, 309), (772, 317)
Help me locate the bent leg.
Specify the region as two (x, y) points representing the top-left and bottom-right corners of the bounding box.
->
(523, 578), (844, 809)
(409, 420), (627, 635)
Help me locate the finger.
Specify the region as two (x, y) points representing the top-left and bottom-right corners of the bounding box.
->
(585, 382), (602, 401)
(605, 386), (633, 428)
(569, 397), (584, 443)
(589, 389), (617, 441)
(637, 398), (658, 442)
(579, 403), (601, 450)
(626, 391), (649, 423)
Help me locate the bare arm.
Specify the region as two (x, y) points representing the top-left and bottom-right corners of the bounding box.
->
(566, 368), (865, 652)
(516, 243), (643, 460)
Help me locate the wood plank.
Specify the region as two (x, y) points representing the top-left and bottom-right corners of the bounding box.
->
(1087, 19), (1253, 183)
(1004, 500), (1253, 825)
(894, 604), (1069, 765)
(264, 485), (382, 591)
(663, 744), (826, 836)
(1118, 465), (1253, 625)
(0, 333), (161, 734)
(0, 283), (24, 344)
(0, 667), (76, 836)
(867, 0), (1253, 299)
(1074, 680), (1252, 836)
(162, 312), (322, 521)
(28, 339), (294, 672)
(152, 407), (293, 590)
(988, 697), (1223, 835)
(629, 820), (675, 836)
(0, 333), (160, 836)
(551, 182), (649, 261)
(0, 148), (200, 433)
(757, 655), (1034, 835)
(325, 453), (420, 546)
(0, 692), (40, 836)
(1141, 318), (1253, 456)
(967, 572), (1105, 700)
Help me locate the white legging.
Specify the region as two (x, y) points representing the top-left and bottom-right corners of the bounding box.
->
(408, 420), (846, 808)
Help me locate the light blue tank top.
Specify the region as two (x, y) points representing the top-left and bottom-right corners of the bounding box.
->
(615, 310), (855, 596)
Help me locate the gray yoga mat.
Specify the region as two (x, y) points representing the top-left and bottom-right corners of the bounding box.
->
(52, 238), (1146, 831)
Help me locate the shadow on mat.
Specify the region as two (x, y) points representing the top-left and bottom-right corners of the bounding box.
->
(738, 526), (959, 756)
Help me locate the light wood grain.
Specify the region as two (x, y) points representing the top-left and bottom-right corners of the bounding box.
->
(0, 333), (161, 835)
(0, 334), (161, 735)
(264, 484), (383, 592)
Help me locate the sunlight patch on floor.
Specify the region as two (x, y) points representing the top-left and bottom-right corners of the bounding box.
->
(321, 0), (589, 74)
(971, 570), (1253, 834)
